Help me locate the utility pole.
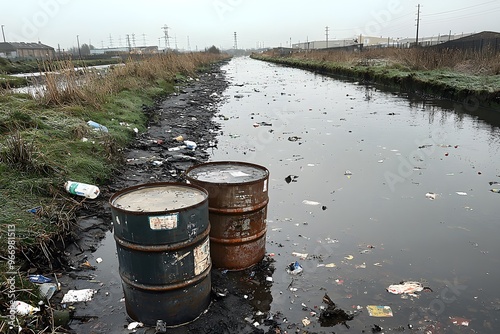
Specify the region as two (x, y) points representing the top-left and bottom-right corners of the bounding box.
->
(109, 34), (113, 48)
(126, 34), (132, 53)
(162, 25), (170, 50)
(325, 26), (329, 49)
(415, 4), (421, 47)
(142, 33), (146, 47)
(76, 35), (82, 59)
(233, 32), (238, 50)
(132, 33), (136, 48)
(1, 25), (6, 42)
(187, 36), (191, 51)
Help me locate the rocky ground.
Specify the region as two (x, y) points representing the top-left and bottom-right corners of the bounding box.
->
(36, 62), (284, 334)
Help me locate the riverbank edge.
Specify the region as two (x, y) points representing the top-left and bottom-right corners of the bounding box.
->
(251, 54), (500, 110)
(0, 57), (230, 324)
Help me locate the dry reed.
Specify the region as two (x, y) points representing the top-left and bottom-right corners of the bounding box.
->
(38, 52), (226, 108)
(282, 47), (500, 75)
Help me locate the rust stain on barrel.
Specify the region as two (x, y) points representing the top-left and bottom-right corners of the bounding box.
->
(185, 161), (269, 270)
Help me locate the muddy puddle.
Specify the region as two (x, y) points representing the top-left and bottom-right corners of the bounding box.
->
(59, 57), (500, 333)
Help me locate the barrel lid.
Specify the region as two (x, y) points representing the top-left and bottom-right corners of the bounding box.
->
(186, 161), (268, 184)
(111, 183), (207, 213)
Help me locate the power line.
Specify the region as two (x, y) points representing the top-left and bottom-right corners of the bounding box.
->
(422, 0), (498, 17)
(415, 4), (421, 46)
(325, 26), (329, 48)
(424, 7), (500, 23)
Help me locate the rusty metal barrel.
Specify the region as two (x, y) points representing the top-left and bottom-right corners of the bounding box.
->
(110, 182), (211, 327)
(185, 161), (269, 270)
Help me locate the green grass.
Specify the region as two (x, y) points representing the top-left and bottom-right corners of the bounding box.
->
(0, 57), (123, 75)
(0, 74), (28, 88)
(252, 54), (500, 104)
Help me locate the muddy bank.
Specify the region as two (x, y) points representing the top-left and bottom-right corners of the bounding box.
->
(48, 61), (281, 334)
(251, 54), (500, 109)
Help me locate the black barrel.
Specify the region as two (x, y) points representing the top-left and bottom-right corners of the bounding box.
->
(110, 182), (211, 326)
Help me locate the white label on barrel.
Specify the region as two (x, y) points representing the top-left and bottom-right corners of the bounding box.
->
(194, 238), (210, 275)
(149, 214), (178, 230)
(263, 179), (268, 192)
(229, 170), (251, 177)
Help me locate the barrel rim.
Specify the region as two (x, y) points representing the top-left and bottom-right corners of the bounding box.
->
(109, 182), (209, 215)
(185, 160), (269, 186)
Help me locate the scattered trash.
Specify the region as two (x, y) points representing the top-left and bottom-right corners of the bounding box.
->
(184, 140), (197, 150)
(234, 94), (244, 98)
(61, 289), (97, 303)
(456, 192), (468, 196)
(288, 136), (301, 142)
(302, 200), (320, 206)
(174, 135), (184, 142)
(322, 205), (327, 210)
(285, 175), (299, 183)
(318, 293), (354, 327)
(325, 263), (336, 268)
(96, 258), (103, 264)
(80, 260), (94, 268)
(366, 305), (394, 317)
(167, 145), (186, 151)
(53, 309), (71, 327)
(489, 181), (499, 186)
(490, 189), (500, 193)
(425, 192), (437, 200)
(301, 317), (311, 326)
(26, 206), (42, 214)
(355, 263), (366, 269)
(258, 121), (273, 126)
(127, 322), (144, 330)
(64, 181), (100, 199)
(39, 283), (58, 300)
(87, 120), (108, 132)
(371, 324), (383, 332)
(266, 276), (273, 282)
(344, 170), (352, 176)
(387, 281), (424, 295)
(292, 252), (308, 259)
(28, 274), (52, 284)
(156, 320), (167, 333)
(450, 316), (470, 326)
(11, 301), (40, 315)
(344, 255), (354, 260)
(287, 261), (303, 275)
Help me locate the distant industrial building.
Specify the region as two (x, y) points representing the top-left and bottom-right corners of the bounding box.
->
(0, 42), (55, 59)
(292, 32), (485, 50)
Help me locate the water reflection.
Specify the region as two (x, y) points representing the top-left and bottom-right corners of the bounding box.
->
(210, 56), (500, 333)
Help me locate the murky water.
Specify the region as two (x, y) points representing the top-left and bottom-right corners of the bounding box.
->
(73, 56), (500, 333)
(208, 57), (500, 332)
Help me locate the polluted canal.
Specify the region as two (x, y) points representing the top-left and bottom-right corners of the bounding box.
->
(61, 56), (500, 333)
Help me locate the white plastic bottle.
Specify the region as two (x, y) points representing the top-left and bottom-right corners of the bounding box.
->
(64, 181), (100, 199)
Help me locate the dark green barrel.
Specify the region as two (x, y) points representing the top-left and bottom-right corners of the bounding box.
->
(110, 182), (211, 326)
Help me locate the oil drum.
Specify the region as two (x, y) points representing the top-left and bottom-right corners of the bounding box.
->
(185, 161), (269, 270)
(110, 182), (211, 326)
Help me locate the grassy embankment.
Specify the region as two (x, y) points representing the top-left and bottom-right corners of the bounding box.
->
(0, 57), (124, 88)
(252, 48), (500, 106)
(0, 52), (228, 327)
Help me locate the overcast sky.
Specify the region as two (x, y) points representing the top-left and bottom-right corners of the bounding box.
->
(1, 0), (499, 51)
